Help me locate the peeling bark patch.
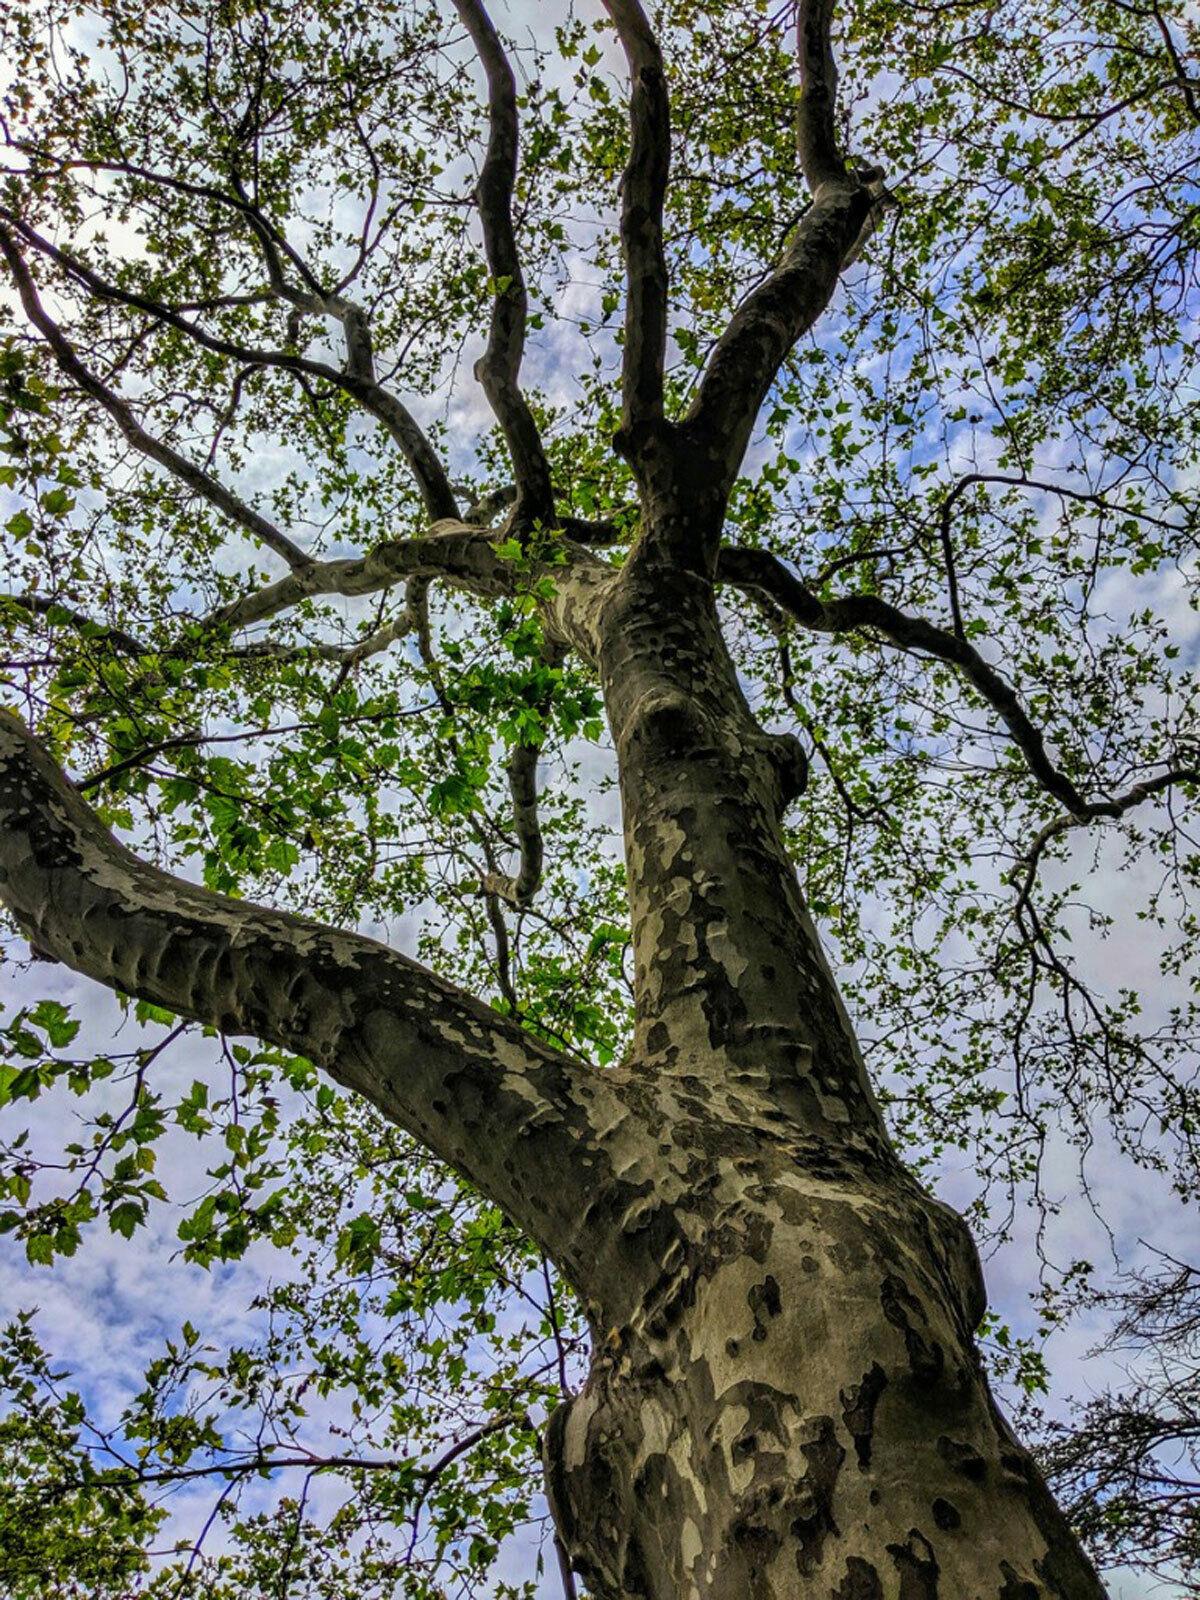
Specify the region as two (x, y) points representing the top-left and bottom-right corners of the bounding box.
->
(881, 1274), (944, 1382)
(791, 1415), (845, 1576)
(887, 1528), (940, 1600)
(833, 1556), (884, 1600)
(748, 1274), (782, 1341)
(840, 1362), (887, 1470)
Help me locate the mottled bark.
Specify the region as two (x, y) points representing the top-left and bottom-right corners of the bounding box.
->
(530, 530), (1111, 1599)
(0, 481), (1115, 1597)
(544, 1134), (1106, 1599)
(0, 501), (1110, 1596)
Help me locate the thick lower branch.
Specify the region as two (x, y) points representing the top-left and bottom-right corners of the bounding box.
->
(0, 710), (622, 1278)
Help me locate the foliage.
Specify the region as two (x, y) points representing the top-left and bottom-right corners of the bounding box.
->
(0, 0), (1197, 1590)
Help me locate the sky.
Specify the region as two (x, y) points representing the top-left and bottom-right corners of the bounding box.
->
(2, 1), (1199, 1595)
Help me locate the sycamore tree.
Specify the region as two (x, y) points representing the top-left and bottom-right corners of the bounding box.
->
(0, 0), (1198, 1595)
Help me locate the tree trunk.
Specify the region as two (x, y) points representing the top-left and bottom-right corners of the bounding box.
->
(543, 1128), (1105, 1599)
(539, 539), (1110, 1599)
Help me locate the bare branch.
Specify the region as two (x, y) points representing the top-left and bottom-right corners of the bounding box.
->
(270, 584), (426, 667)
(602, 0), (670, 454)
(558, 513), (628, 545)
(718, 544), (1094, 817)
(0, 227), (314, 572)
(458, 483), (630, 545)
(684, 187), (873, 494)
(463, 483), (518, 526)
(938, 470), (1188, 537)
(453, 1), (554, 525)
(480, 737), (545, 907)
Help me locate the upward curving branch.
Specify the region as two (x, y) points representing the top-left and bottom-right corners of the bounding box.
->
(0, 709), (625, 1287)
(683, 0), (874, 500)
(795, 0), (847, 194)
(602, 0), (671, 459)
(452, 1), (555, 527)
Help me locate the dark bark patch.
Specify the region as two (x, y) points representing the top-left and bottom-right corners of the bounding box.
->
(645, 1020), (670, 1055)
(887, 1528), (940, 1600)
(791, 1415), (845, 1576)
(937, 1434), (988, 1483)
(833, 1555), (885, 1599)
(881, 1274), (944, 1382)
(749, 1274), (783, 1340)
(998, 1561), (1040, 1600)
(931, 1497), (960, 1531)
(840, 1362), (888, 1471)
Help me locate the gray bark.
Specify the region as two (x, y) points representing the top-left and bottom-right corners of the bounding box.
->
(539, 540), (1110, 1599)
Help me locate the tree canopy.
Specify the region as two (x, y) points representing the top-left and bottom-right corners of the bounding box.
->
(0, 0), (1198, 1594)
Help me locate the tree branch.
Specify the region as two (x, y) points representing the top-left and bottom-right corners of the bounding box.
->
(0, 227), (314, 572)
(481, 737), (545, 908)
(0, 213), (460, 522)
(1013, 764), (1200, 922)
(718, 545), (1093, 817)
(209, 520), (612, 665)
(453, 1), (554, 525)
(0, 709), (622, 1275)
(0, 593), (147, 657)
(682, 0), (877, 496)
(795, 0), (847, 194)
(601, 0), (670, 456)
(480, 644), (564, 908)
